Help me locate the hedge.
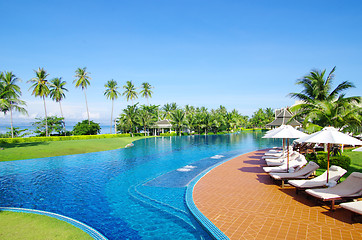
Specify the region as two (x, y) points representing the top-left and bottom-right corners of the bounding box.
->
(305, 152), (351, 170)
(0, 133), (131, 144)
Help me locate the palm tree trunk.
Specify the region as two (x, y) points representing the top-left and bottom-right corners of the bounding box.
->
(10, 108), (14, 138)
(43, 96), (48, 137)
(59, 101), (66, 135)
(110, 99), (114, 134)
(114, 118), (117, 134)
(84, 90), (90, 125)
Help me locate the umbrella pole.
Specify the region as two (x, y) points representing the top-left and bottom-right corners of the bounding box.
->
(287, 138), (289, 172)
(327, 143), (330, 183)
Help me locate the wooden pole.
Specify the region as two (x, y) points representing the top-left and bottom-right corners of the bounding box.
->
(327, 143), (330, 183)
(287, 138), (290, 172)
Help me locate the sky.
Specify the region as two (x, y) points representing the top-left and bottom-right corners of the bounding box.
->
(1, 0), (361, 126)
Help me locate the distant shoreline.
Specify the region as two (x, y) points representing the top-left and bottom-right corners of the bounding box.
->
(0, 124), (113, 135)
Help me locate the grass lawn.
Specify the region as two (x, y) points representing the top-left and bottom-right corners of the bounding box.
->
(0, 136), (151, 161)
(0, 211), (93, 240)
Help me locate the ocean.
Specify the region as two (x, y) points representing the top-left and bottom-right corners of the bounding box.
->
(0, 124), (112, 136)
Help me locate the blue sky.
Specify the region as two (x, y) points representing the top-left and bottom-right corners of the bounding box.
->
(1, 0), (361, 125)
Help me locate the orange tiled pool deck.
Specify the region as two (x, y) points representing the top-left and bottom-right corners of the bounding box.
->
(193, 149), (362, 240)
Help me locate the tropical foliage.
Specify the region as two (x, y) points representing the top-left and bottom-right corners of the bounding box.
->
(115, 104), (267, 136)
(72, 120), (101, 135)
(32, 116), (65, 136)
(49, 77), (68, 133)
(104, 79), (121, 134)
(0, 71), (27, 138)
(289, 67), (361, 133)
(28, 68), (50, 136)
(74, 67), (91, 125)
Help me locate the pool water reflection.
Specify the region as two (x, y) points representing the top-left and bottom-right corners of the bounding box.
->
(0, 132), (277, 239)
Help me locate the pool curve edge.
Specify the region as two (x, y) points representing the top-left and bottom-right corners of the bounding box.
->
(185, 153), (250, 240)
(0, 207), (108, 240)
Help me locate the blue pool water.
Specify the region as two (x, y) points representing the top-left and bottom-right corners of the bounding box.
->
(0, 132), (277, 239)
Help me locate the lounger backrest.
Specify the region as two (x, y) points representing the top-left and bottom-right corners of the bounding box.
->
(290, 155), (307, 171)
(296, 161), (319, 176)
(328, 165), (347, 181)
(313, 165), (347, 182)
(332, 172), (362, 195)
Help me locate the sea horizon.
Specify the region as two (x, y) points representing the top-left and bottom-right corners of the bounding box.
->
(0, 123), (113, 135)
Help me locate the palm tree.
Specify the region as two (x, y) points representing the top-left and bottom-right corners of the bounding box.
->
(123, 81), (138, 105)
(74, 67), (91, 125)
(49, 77), (68, 134)
(28, 68), (50, 136)
(162, 103), (172, 119)
(138, 105), (157, 136)
(170, 109), (186, 136)
(290, 67), (360, 132)
(140, 82), (153, 105)
(1, 72), (27, 138)
(104, 79), (121, 134)
(122, 104), (138, 137)
(289, 67), (356, 102)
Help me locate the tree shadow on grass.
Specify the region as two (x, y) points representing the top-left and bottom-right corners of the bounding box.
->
(0, 142), (49, 149)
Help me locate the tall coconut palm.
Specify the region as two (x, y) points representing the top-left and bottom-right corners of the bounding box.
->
(1, 72), (27, 138)
(140, 82), (153, 105)
(49, 77), (68, 134)
(123, 81), (138, 105)
(104, 79), (121, 134)
(74, 67), (91, 125)
(28, 68), (50, 136)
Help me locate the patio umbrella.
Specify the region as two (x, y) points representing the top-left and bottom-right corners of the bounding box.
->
(263, 125), (308, 171)
(297, 126), (362, 183)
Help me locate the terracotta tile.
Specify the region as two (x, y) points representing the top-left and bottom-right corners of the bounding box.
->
(193, 150), (362, 239)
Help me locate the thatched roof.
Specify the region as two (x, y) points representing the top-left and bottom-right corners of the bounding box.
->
(266, 108), (302, 127)
(151, 119), (172, 128)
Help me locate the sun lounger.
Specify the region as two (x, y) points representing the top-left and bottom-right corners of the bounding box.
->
(288, 165), (347, 193)
(269, 161), (319, 188)
(340, 201), (362, 222)
(264, 152), (300, 166)
(305, 172), (362, 210)
(263, 154), (307, 173)
(263, 151), (285, 158)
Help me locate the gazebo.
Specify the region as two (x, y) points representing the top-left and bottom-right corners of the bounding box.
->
(266, 108), (302, 128)
(151, 119), (173, 135)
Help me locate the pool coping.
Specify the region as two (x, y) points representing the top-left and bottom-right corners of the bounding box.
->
(185, 152), (253, 240)
(0, 207), (108, 240)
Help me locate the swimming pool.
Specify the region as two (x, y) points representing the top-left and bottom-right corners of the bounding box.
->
(0, 132), (276, 239)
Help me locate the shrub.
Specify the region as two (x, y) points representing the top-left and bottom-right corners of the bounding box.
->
(160, 132), (178, 137)
(0, 134), (131, 144)
(72, 120), (100, 135)
(306, 152), (351, 170)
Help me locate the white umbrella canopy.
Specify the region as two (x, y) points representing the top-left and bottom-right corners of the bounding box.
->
(263, 125), (309, 171)
(297, 126), (362, 183)
(300, 127), (362, 146)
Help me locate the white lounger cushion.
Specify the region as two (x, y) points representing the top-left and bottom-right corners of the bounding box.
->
(289, 165), (347, 189)
(340, 201), (362, 215)
(265, 152), (300, 166)
(263, 154), (307, 173)
(269, 161), (319, 180)
(305, 172), (362, 200)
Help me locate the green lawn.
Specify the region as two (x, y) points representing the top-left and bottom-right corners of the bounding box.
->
(0, 136), (151, 161)
(0, 211), (93, 240)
